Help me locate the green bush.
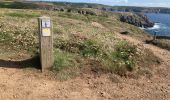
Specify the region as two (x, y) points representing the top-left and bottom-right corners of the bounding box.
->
(80, 39), (101, 57)
(100, 41), (137, 76)
(113, 41), (137, 74)
(54, 39), (101, 57)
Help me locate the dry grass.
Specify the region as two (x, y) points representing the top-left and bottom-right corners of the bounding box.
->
(150, 39), (170, 51)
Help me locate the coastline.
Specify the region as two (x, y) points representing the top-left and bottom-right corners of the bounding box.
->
(145, 13), (170, 36)
(139, 23), (160, 30)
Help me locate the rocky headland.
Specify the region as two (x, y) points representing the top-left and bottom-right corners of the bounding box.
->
(120, 13), (154, 28)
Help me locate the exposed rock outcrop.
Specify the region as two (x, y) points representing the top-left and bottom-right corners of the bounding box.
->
(120, 13), (154, 28)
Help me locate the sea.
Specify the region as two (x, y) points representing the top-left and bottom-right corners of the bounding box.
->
(144, 13), (170, 36)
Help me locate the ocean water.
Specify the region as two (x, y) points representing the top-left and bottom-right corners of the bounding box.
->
(145, 13), (170, 36)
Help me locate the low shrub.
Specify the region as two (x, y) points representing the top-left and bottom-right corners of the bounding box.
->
(100, 41), (137, 76)
(55, 39), (137, 76)
(113, 41), (137, 75)
(79, 39), (101, 57)
(54, 38), (81, 53)
(54, 38), (101, 57)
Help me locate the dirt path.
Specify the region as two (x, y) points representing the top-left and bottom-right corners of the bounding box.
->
(0, 34), (170, 100)
(116, 33), (170, 62)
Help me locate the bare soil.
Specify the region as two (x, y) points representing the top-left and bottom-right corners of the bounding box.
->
(0, 34), (170, 100)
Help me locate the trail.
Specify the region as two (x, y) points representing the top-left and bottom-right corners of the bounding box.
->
(116, 33), (170, 63)
(0, 34), (170, 100)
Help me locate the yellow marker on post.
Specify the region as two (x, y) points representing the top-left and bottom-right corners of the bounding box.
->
(42, 28), (51, 36)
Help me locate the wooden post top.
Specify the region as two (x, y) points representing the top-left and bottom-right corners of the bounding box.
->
(39, 16), (50, 19)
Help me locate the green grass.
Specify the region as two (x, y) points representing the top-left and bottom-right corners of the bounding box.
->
(53, 49), (77, 71)
(5, 12), (40, 18)
(0, 32), (13, 43)
(57, 12), (109, 23)
(52, 49), (80, 80)
(0, 1), (38, 9)
(58, 12), (89, 22)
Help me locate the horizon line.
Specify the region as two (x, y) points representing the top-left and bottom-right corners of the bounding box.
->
(26, 0), (170, 8)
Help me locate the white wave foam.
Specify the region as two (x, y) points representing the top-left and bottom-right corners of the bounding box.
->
(139, 23), (161, 30)
(139, 27), (145, 30)
(147, 23), (160, 30)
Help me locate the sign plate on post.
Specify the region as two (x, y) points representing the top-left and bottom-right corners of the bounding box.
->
(42, 19), (51, 28)
(42, 28), (51, 36)
(41, 19), (51, 36)
(38, 17), (53, 71)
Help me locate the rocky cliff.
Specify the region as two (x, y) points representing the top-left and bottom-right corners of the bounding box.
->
(120, 13), (154, 28)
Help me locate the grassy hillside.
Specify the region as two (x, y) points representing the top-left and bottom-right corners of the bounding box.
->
(0, 1), (170, 14)
(0, 1), (38, 9)
(0, 7), (161, 80)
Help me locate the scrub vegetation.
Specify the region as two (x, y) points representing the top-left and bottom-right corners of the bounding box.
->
(0, 7), (160, 80)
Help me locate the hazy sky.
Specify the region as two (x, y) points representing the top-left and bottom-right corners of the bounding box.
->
(31, 0), (170, 7)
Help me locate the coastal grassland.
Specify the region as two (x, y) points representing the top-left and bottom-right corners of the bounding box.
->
(0, 8), (160, 80)
(5, 12), (40, 18)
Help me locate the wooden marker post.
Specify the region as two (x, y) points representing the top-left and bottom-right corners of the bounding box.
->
(153, 31), (157, 40)
(38, 17), (53, 71)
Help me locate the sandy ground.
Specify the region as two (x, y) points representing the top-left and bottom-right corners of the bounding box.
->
(0, 33), (170, 100)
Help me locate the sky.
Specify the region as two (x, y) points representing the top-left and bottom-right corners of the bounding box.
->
(31, 0), (170, 8)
